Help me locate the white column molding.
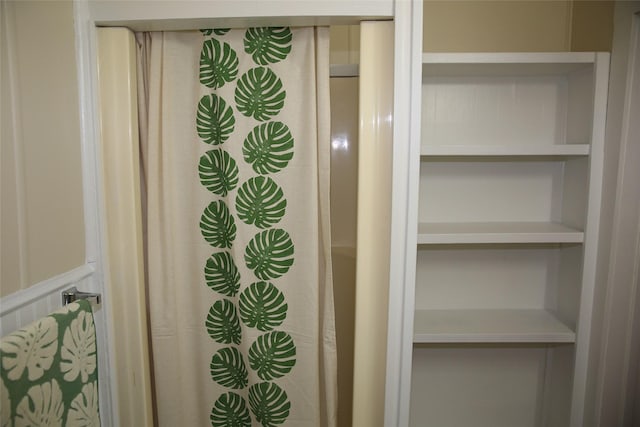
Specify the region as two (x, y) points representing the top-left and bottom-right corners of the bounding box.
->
(96, 27), (155, 427)
(352, 20), (394, 427)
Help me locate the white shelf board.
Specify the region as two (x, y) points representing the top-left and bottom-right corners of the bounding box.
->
(420, 144), (590, 157)
(422, 52), (595, 76)
(423, 52), (596, 65)
(413, 309), (576, 343)
(417, 222), (584, 244)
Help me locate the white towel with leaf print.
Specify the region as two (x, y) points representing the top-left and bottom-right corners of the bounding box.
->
(0, 300), (99, 427)
(138, 27), (337, 426)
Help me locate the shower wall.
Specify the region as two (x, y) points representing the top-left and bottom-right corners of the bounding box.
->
(330, 76), (359, 427)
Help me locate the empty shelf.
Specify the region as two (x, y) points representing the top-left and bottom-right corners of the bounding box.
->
(413, 309), (576, 343)
(422, 52), (596, 76)
(417, 222), (584, 244)
(420, 144), (590, 157)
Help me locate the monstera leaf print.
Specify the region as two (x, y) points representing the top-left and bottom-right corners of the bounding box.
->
(0, 316), (58, 381)
(197, 94), (235, 145)
(206, 299), (242, 345)
(204, 252), (241, 296)
(244, 27), (292, 65)
(239, 282), (287, 331)
(66, 381), (100, 427)
(248, 382), (290, 427)
(199, 149), (239, 196)
(236, 176), (286, 229)
(243, 121), (294, 175)
(248, 331), (296, 381)
(200, 29), (230, 36)
(210, 392), (251, 427)
(60, 310), (97, 383)
(245, 229), (294, 280)
(200, 38), (239, 89)
(201, 200), (237, 249)
(1, 378), (10, 427)
(210, 347), (248, 390)
(235, 67), (286, 121)
(14, 379), (64, 427)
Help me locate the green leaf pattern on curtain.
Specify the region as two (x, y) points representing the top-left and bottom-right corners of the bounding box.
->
(206, 299), (243, 345)
(239, 282), (287, 331)
(248, 332), (296, 381)
(199, 149), (240, 197)
(248, 382), (291, 427)
(199, 27), (297, 426)
(0, 301), (100, 426)
(200, 38), (239, 90)
(243, 27), (292, 65)
(197, 94), (236, 145)
(210, 392), (252, 427)
(201, 28), (231, 37)
(245, 229), (294, 281)
(210, 347), (249, 390)
(200, 200), (237, 249)
(243, 122), (294, 175)
(204, 252), (242, 297)
(236, 177), (286, 229)
(235, 67), (286, 121)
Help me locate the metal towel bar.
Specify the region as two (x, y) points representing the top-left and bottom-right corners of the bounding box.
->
(62, 286), (102, 306)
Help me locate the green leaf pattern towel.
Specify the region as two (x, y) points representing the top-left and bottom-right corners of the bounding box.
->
(0, 300), (99, 426)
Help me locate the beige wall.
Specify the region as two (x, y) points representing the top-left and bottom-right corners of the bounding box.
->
(329, 76), (359, 427)
(330, 25), (361, 64)
(329, 0), (614, 61)
(423, 0), (573, 52)
(1, 0), (85, 296)
(571, 0), (615, 52)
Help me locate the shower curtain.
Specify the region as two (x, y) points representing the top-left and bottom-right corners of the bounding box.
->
(137, 28), (337, 426)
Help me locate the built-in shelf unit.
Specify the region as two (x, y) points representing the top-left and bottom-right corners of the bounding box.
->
(407, 52), (609, 427)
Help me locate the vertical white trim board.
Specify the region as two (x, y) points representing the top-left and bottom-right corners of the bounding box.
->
(73, 1), (117, 425)
(569, 52), (610, 427)
(595, 7), (640, 426)
(385, 0), (423, 426)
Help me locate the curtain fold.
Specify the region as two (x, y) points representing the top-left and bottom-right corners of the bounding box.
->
(137, 27), (336, 427)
